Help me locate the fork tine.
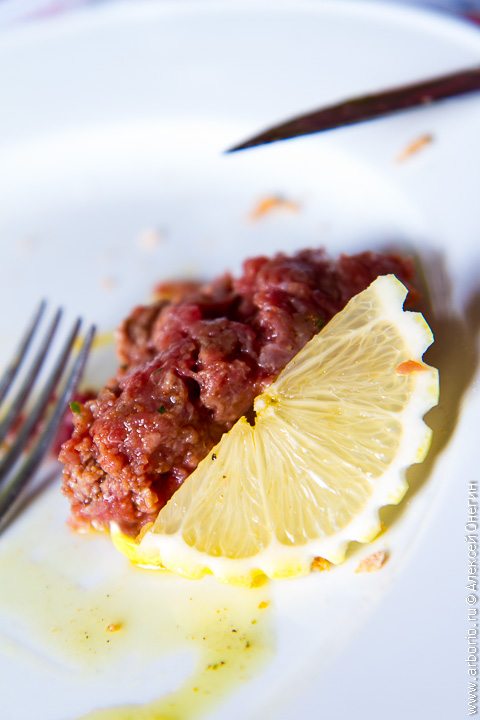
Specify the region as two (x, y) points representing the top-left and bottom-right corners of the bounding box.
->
(0, 317), (82, 484)
(0, 307), (62, 445)
(0, 325), (95, 532)
(0, 300), (46, 405)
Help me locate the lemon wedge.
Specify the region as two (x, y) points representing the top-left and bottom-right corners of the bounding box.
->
(111, 275), (439, 583)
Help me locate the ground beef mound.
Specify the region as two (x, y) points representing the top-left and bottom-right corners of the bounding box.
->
(60, 248), (416, 535)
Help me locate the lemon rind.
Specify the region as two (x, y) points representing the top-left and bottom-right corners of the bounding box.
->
(115, 367), (437, 584)
(110, 275), (439, 584)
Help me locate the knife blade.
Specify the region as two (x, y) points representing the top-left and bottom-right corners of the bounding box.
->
(226, 65), (480, 153)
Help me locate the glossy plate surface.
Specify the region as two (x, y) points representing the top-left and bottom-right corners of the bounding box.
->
(0, 2), (478, 718)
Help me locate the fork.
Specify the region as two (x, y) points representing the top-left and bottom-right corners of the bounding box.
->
(0, 302), (95, 532)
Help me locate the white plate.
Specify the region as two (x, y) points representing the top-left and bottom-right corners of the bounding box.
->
(0, 2), (479, 718)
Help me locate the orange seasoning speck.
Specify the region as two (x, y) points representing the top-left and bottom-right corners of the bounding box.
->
(154, 280), (203, 303)
(311, 556), (332, 572)
(249, 195), (300, 221)
(396, 360), (427, 375)
(396, 133), (433, 162)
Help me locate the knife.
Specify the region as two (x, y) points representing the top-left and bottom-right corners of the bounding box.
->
(226, 65), (480, 153)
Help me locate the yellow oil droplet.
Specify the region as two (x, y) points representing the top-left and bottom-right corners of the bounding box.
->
(105, 622), (123, 633)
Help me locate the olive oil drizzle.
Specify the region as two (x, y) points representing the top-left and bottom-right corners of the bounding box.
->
(0, 489), (273, 720)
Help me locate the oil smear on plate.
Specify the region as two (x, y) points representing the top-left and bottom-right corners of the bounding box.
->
(0, 485), (273, 720)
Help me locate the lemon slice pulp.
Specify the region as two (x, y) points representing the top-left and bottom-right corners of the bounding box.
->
(111, 275), (439, 583)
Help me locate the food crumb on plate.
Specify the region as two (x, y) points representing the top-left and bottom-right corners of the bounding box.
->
(137, 227), (166, 251)
(355, 550), (389, 573)
(311, 556), (332, 572)
(396, 133), (433, 162)
(100, 275), (117, 291)
(249, 194), (300, 221)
